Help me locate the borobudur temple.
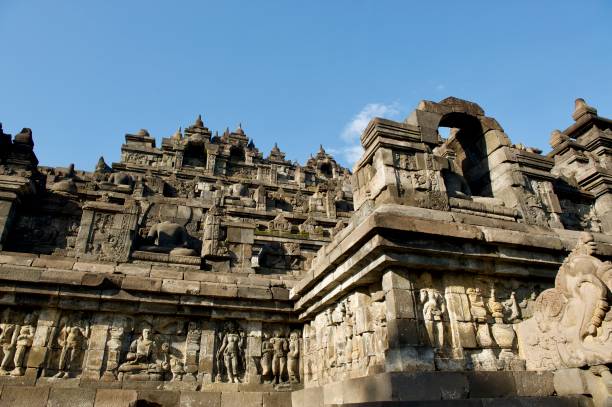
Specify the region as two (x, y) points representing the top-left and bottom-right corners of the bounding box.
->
(0, 97), (611, 406)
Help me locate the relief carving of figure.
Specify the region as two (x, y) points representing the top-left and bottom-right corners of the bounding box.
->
(2, 313), (36, 377)
(142, 221), (197, 256)
(270, 328), (289, 384)
(517, 233), (612, 371)
(0, 310), (17, 375)
(420, 288), (445, 350)
(54, 322), (89, 378)
(11, 323), (34, 376)
(467, 287), (494, 348)
(287, 331), (300, 383)
(261, 332), (273, 382)
(215, 321), (245, 383)
(118, 328), (170, 381)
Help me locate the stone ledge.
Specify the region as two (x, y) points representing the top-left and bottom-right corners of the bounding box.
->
(0, 383), (296, 407)
(291, 202), (612, 301)
(292, 371), (558, 406)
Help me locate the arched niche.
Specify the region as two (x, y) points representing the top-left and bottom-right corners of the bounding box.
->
(183, 142), (207, 168)
(229, 145), (245, 163)
(439, 112), (493, 197)
(318, 161), (333, 178)
(406, 97), (510, 200)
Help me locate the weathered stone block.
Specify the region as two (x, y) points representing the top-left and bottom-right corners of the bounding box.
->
(94, 389), (138, 407)
(32, 256), (75, 270)
(0, 386), (49, 407)
(513, 371), (554, 397)
(162, 279), (200, 295)
(47, 387), (96, 407)
(151, 267), (184, 280)
(340, 374), (393, 404)
(390, 372), (469, 401)
(387, 318), (420, 347)
(262, 392), (292, 407)
(115, 263), (151, 276)
(237, 286), (272, 300)
(179, 391), (221, 407)
(40, 269), (84, 285)
(0, 254), (34, 266)
(466, 371), (517, 398)
(122, 276), (162, 292)
(136, 390), (180, 407)
(385, 288), (416, 319)
(200, 283), (238, 297)
(220, 392), (263, 407)
(270, 286), (289, 300)
(382, 270), (412, 291)
(73, 262), (115, 274)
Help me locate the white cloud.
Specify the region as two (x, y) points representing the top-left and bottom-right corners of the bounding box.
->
(436, 84), (445, 91)
(341, 103), (400, 142)
(336, 102), (401, 167)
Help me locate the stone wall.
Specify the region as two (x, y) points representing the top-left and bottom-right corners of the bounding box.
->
(0, 97), (611, 406)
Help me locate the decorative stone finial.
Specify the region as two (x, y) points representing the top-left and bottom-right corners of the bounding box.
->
(13, 127), (33, 146)
(235, 123), (245, 135)
(95, 156), (110, 173)
(195, 115), (204, 128)
(136, 129), (150, 137)
(549, 129), (569, 148)
(572, 98), (597, 121)
(171, 127), (182, 140)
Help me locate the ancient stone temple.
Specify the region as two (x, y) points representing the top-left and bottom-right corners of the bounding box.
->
(0, 97), (610, 406)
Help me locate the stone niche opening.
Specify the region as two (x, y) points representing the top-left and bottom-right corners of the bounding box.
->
(229, 145), (245, 163)
(439, 112), (494, 199)
(183, 141), (207, 168)
(318, 161), (333, 178)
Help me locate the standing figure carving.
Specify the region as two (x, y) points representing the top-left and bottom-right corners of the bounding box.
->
(10, 314), (36, 376)
(287, 331), (300, 383)
(216, 321), (245, 383)
(261, 332), (273, 382)
(54, 322), (89, 378)
(420, 288), (446, 350)
(0, 311), (17, 375)
(270, 328), (289, 384)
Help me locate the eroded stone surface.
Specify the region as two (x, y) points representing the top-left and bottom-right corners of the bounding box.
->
(0, 97), (611, 406)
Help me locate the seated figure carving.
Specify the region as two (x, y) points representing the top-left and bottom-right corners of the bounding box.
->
(141, 221), (197, 256)
(108, 172), (133, 186)
(117, 328), (170, 381)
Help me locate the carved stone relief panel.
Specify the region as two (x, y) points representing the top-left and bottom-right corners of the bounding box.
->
(0, 307), (38, 377)
(213, 320), (247, 383)
(302, 288), (387, 387)
(6, 200), (81, 256)
(76, 203), (138, 262)
(257, 324), (301, 386)
(517, 233), (612, 371)
(405, 271), (547, 372)
(560, 198), (602, 232)
(44, 312), (91, 379)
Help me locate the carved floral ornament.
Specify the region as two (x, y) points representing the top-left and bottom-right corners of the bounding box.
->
(517, 232), (612, 370)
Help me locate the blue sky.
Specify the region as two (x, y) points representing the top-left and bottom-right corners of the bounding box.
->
(1, 1), (611, 170)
